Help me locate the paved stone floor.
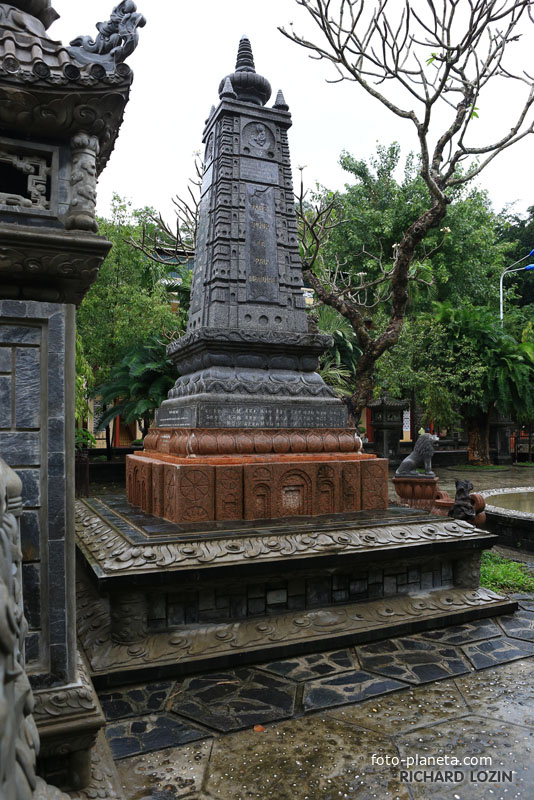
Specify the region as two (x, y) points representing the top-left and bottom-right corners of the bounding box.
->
(81, 598), (534, 800)
(76, 467), (534, 800)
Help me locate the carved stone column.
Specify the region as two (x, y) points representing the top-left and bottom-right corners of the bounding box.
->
(110, 591), (148, 643)
(65, 134), (100, 234)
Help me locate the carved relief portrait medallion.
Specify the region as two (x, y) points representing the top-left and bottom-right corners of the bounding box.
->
(242, 121), (275, 156)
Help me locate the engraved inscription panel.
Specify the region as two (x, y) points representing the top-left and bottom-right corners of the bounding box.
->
(198, 403), (348, 429)
(241, 159), (279, 184)
(245, 185), (279, 303)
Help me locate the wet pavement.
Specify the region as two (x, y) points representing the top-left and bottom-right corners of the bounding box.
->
(83, 468), (534, 799)
(89, 597), (534, 800)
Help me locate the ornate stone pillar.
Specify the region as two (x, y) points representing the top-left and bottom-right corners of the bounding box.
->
(0, 0), (144, 789)
(65, 134), (100, 234)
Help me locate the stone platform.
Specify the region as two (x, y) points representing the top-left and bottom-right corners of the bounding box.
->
(75, 495), (516, 687)
(127, 428), (383, 524)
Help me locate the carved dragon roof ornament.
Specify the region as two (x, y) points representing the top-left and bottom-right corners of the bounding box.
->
(0, 1), (145, 174)
(69, 0), (146, 68)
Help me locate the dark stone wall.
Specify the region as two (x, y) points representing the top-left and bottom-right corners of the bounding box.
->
(0, 299), (75, 687)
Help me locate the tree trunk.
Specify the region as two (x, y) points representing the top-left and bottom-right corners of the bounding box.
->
(466, 414), (491, 465)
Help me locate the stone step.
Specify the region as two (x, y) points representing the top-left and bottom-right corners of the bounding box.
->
(77, 575), (516, 688)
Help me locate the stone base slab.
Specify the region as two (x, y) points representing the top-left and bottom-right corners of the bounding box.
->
(34, 652), (105, 791)
(126, 451), (388, 524)
(76, 574), (516, 684)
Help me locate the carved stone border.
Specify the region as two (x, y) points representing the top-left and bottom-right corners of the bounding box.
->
(481, 486), (534, 521)
(77, 576), (512, 677)
(75, 499), (495, 578)
(34, 651), (105, 759)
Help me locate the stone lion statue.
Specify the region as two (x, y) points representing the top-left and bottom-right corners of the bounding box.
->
(395, 433), (439, 478)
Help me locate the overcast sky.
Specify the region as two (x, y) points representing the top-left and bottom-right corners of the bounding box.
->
(51, 1), (534, 223)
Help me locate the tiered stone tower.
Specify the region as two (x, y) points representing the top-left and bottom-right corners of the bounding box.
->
(128, 37), (389, 523)
(0, 0), (144, 788)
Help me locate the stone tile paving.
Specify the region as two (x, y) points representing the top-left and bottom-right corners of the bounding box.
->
(105, 713), (209, 760)
(168, 668), (297, 732)
(455, 658), (534, 728)
(103, 649), (534, 799)
(256, 648), (356, 681)
(461, 635), (534, 669)
(99, 681), (174, 721)
(397, 715), (534, 800)
(417, 618), (502, 644)
(115, 740), (213, 799)
(356, 637), (471, 683)
(499, 609), (534, 641)
(328, 681), (468, 733)
(303, 669), (406, 711)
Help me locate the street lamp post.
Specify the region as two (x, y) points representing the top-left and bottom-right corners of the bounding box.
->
(499, 249), (534, 325)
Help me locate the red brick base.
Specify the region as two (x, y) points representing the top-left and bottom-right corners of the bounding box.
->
(127, 437), (388, 524)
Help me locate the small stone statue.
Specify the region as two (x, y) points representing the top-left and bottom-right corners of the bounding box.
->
(395, 433), (439, 478)
(448, 479), (476, 522)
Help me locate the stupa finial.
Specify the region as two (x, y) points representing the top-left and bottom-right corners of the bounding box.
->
(218, 36), (271, 107)
(235, 35), (255, 72)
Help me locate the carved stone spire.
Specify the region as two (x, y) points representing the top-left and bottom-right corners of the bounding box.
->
(218, 35), (271, 106)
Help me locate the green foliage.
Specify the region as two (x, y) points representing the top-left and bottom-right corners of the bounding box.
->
(480, 551), (534, 593)
(315, 306), (361, 395)
(94, 336), (176, 433)
(375, 301), (534, 431)
(75, 427), (97, 452)
(75, 331), (93, 423)
(77, 195), (187, 387)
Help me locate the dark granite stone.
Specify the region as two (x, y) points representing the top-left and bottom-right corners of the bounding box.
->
(258, 649), (354, 682)
(0, 324), (40, 345)
(105, 713), (208, 759)
(20, 510), (40, 561)
(169, 668), (296, 732)
(0, 376), (12, 427)
(303, 670), (406, 711)
(462, 636), (534, 669)
(356, 637), (470, 684)
(306, 578), (331, 607)
(47, 310), (65, 353)
(22, 562), (41, 629)
(418, 620), (502, 645)
(48, 452), (65, 478)
(15, 347), (40, 428)
(498, 609), (534, 642)
(0, 346), (12, 372)
(47, 353), (65, 409)
(24, 632), (40, 663)
(18, 469), (40, 507)
(0, 432), (40, 465)
(99, 682), (174, 721)
(47, 478), (66, 539)
(248, 597), (266, 615)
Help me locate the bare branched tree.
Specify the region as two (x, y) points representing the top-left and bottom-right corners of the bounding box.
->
(129, 157), (201, 265)
(282, 0), (534, 420)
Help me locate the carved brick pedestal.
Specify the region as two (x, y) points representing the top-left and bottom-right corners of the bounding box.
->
(127, 428), (388, 523)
